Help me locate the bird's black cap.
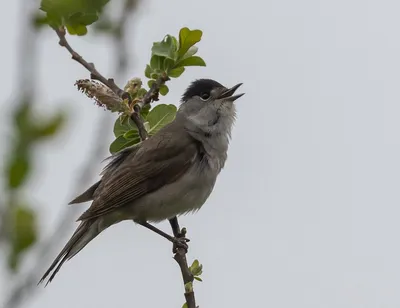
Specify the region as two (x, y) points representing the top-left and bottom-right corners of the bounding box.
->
(182, 79), (224, 102)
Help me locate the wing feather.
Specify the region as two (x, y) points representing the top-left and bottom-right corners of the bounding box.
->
(77, 125), (197, 221)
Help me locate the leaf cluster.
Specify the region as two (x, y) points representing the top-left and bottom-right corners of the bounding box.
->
(38, 0), (110, 35)
(145, 27), (206, 96)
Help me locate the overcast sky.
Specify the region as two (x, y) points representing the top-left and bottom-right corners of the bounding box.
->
(2, 0), (400, 307)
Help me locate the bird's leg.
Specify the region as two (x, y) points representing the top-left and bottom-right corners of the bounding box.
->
(169, 216), (190, 253)
(138, 221), (189, 251)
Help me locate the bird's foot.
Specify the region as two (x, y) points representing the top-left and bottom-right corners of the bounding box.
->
(172, 227), (190, 253)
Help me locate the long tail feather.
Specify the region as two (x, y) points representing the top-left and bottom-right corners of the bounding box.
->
(38, 219), (99, 286)
(69, 181), (101, 205)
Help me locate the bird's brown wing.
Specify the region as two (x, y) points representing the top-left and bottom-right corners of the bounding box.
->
(77, 127), (198, 221)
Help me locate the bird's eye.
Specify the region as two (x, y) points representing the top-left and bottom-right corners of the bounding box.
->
(200, 92), (210, 101)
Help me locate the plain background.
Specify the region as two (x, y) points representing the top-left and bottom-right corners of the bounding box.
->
(2, 0), (400, 307)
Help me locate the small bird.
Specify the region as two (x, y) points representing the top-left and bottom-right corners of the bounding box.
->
(39, 79), (244, 285)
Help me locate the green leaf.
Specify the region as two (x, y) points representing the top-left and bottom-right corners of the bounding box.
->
(176, 56), (206, 68)
(114, 116), (137, 137)
(40, 0), (110, 35)
(144, 65), (152, 79)
(189, 259), (203, 276)
(68, 24), (88, 36)
(123, 129), (138, 139)
(182, 304), (188, 308)
(147, 104), (177, 136)
(151, 35), (178, 60)
(8, 205), (37, 271)
(168, 67), (185, 78)
(110, 132), (141, 154)
(137, 88), (148, 98)
(147, 79), (156, 89)
(159, 85), (169, 96)
(150, 55), (163, 71)
(181, 46), (198, 60)
(109, 136), (127, 154)
(7, 154), (30, 189)
(140, 104), (151, 119)
(163, 58), (175, 72)
(184, 282), (193, 293)
(191, 259), (199, 268)
(194, 276), (203, 282)
(178, 28), (203, 59)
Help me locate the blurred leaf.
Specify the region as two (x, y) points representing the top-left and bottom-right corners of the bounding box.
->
(147, 79), (156, 89)
(182, 304), (188, 308)
(151, 35), (178, 60)
(176, 56), (206, 68)
(159, 84), (169, 96)
(32, 112), (66, 140)
(194, 276), (203, 282)
(114, 116), (137, 137)
(32, 13), (49, 29)
(168, 67), (185, 78)
(7, 154), (30, 189)
(178, 28), (202, 59)
(93, 16), (114, 33)
(147, 104), (177, 136)
(8, 205), (37, 271)
(14, 102), (31, 134)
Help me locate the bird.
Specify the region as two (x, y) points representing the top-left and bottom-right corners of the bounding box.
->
(38, 78), (244, 285)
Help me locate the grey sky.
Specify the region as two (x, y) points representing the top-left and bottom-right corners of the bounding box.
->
(2, 0), (400, 307)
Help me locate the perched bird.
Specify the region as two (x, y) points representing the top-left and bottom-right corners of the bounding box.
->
(39, 79), (244, 285)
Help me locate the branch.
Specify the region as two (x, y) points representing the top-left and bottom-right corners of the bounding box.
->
(55, 27), (126, 99)
(130, 73), (170, 140)
(55, 26), (169, 142)
(170, 218), (197, 308)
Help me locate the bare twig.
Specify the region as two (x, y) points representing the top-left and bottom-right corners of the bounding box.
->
(55, 27), (126, 99)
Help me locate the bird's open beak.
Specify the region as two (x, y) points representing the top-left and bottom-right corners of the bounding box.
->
(218, 83), (245, 101)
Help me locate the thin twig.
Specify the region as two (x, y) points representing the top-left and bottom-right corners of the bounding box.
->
(170, 217), (197, 308)
(130, 73), (170, 140)
(55, 27), (126, 98)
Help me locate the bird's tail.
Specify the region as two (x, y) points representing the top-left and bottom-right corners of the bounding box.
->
(38, 219), (100, 286)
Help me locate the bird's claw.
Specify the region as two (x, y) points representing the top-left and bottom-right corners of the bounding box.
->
(172, 236), (190, 253)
